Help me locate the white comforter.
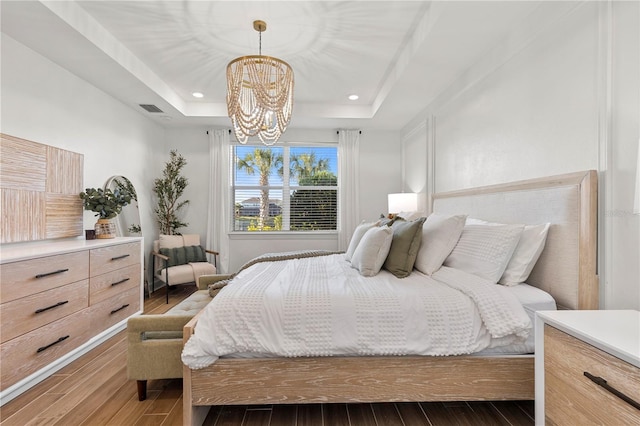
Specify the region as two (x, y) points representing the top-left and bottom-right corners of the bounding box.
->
(182, 254), (531, 369)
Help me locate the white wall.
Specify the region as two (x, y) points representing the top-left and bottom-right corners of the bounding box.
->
(401, 1), (640, 310)
(401, 120), (429, 196)
(357, 129), (404, 221)
(1, 34), (163, 261)
(163, 127), (403, 272)
(160, 126), (211, 238)
(434, 3), (599, 190)
(607, 0), (640, 309)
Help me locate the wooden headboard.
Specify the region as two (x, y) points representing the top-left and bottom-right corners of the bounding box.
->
(431, 170), (598, 310)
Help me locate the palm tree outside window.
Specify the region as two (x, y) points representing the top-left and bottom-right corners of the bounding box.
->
(233, 144), (338, 232)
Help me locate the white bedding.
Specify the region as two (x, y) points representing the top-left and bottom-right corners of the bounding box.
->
(182, 254), (533, 369)
(222, 281), (556, 359)
(475, 282), (556, 355)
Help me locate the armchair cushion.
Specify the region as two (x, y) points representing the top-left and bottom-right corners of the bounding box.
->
(158, 234), (185, 249)
(156, 262), (216, 286)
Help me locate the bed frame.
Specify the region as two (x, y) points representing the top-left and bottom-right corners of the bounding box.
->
(183, 170), (598, 425)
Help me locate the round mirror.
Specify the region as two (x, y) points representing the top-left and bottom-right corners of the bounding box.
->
(104, 175), (142, 237)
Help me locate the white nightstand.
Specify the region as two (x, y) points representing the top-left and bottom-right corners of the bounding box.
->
(535, 310), (640, 425)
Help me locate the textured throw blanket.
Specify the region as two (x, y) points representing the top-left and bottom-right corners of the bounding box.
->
(236, 250), (343, 272)
(205, 250), (341, 296)
(189, 262), (217, 285)
(182, 254), (531, 369)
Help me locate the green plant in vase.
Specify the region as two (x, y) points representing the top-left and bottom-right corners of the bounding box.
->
(79, 187), (132, 238)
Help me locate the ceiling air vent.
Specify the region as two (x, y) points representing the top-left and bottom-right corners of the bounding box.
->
(139, 104), (163, 113)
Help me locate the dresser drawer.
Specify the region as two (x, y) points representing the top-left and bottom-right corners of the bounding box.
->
(89, 263), (140, 306)
(544, 325), (640, 425)
(89, 286), (140, 335)
(0, 251), (89, 303)
(89, 242), (140, 277)
(0, 308), (91, 391)
(0, 279), (89, 343)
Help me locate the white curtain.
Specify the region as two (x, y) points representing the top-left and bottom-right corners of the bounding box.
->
(206, 129), (230, 273)
(338, 129), (361, 251)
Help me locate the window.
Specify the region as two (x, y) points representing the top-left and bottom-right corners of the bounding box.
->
(232, 144), (338, 232)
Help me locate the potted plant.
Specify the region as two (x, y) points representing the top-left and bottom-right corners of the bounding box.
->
(79, 187), (132, 238)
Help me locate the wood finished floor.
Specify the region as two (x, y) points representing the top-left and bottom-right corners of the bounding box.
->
(1, 286), (535, 426)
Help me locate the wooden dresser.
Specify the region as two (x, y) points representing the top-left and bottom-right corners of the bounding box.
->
(535, 310), (640, 425)
(0, 237), (143, 405)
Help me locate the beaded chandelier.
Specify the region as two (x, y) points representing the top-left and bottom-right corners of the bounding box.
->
(227, 20), (294, 145)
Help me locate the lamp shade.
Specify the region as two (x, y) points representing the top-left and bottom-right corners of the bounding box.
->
(388, 193), (425, 213)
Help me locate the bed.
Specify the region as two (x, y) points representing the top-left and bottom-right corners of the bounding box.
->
(182, 170), (598, 425)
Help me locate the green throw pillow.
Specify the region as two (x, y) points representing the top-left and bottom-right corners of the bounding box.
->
(159, 245), (207, 268)
(383, 217), (426, 278)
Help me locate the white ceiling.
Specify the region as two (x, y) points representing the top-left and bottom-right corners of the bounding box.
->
(1, 1), (550, 130)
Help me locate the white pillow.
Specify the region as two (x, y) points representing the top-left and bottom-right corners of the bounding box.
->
(444, 224), (524, 283)
(350, 226), (393, 276)
(466, 218), (551, 285)
(501, 223), (550, 285)
(345, 221), (376, 261)
(413, 213), (467, 275)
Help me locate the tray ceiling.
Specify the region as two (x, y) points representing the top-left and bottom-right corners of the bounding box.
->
(1, 1), (559, 130)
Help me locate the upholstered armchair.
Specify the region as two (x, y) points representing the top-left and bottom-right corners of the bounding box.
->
(150, 234), (219, 303)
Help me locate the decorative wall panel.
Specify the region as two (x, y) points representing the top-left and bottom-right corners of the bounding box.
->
(0, 134), (83, 243)
(45, 194), (83, 239)
(0, 189), (46, 242)
(0, 136), (46, 192)
(46, 146), (83, 194)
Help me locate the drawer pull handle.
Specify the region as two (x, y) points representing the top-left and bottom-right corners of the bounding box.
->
(37, 335), (69, 353)
(111, 278), (130, 286)
(35, 300), (69, 314)
(111, 254), (130, 261)
(584, 371), (640, 410)
(35, 269), (69, 279)
(110, 303), (130, 315)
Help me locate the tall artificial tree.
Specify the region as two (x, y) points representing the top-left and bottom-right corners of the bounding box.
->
(154, 150), (189, 235)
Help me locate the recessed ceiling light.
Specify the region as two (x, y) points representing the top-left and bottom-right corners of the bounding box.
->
(348, 94), (359, 101)
(192, 92), (204, 98)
